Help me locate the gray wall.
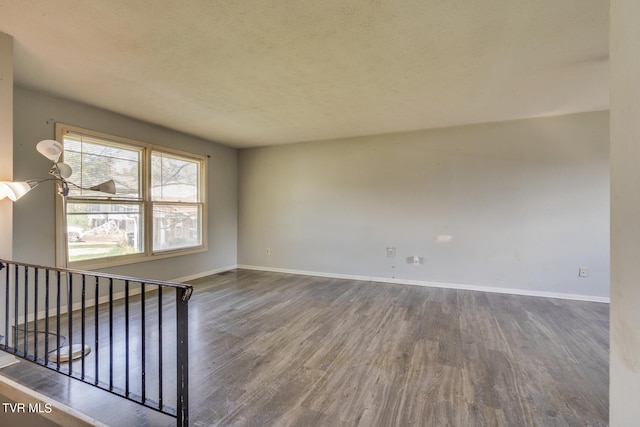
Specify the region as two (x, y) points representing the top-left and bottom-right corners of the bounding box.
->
(11, 86), (610, 300)
(610, 0), (640, 421)
(13, 86), (238, 281)
(238, 111), (609, 298)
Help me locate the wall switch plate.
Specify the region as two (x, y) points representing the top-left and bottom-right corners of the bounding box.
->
(413, 256), (420, 265)
(265, 248), (271, 256)
(386, 247), (395, 258)
(578, 267), (589, 278)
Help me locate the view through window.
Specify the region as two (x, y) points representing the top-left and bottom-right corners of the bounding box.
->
(151, 151), (203, 252)
(61, 126), (206, 265)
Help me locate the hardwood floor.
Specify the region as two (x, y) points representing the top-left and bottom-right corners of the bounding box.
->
(0, 269), (609, 426)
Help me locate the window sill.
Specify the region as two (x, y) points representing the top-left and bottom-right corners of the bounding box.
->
(68, 245), (207, 271)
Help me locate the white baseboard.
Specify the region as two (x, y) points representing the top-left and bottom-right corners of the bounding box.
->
(171, 264), (237, 283)
(13, 263), (606, 327)
(236, 264), (610, 303)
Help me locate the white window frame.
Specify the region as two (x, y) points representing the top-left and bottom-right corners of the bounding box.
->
(55, 123), (208, 269)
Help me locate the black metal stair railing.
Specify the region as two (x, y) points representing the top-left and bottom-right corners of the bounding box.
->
(0, 259), (192, 427)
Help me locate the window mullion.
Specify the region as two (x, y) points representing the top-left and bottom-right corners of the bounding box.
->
(144, 147), (152, 258)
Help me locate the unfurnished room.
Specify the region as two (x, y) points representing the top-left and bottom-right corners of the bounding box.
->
(0, 1), (638, 426)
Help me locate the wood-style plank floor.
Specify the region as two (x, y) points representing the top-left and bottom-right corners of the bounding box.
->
(0, 269), (609, 426)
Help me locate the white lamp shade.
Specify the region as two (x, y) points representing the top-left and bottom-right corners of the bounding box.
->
(56, 162), (73, 179)
(0, 181), (34, 201)
(89, 179), (116, 194)
(36, 139), (64, 162)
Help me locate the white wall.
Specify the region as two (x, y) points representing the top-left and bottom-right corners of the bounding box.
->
(0, 33), (13, 260)
(239, 111), (610, 299)
(13, 86), (238, 281)
(0, 32), (18, 366)
(610, 0), (640, 422)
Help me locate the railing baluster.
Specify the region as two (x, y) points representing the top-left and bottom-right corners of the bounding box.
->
(13, 264), (20, 354)
(24, 266), (28, 356)
(4, 262), (9, 351)
(44, 270), (50, 365)
(125, 280), (130, 397)
(109, 278), (113, 391)
(158, 285), (163, 410)
(68, 273), (73, 375)
(141, 282), (146, 403)
(94, 276), (99, 385)
(56, 271), (61, 370)
(81, 274), (86, 380)
(176, 288), (190, 427)
(34, 268), (39, 360)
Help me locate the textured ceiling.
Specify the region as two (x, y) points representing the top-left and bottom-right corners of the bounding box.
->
(0, 0), (608, 148)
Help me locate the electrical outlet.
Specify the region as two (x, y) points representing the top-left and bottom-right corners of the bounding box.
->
(386, 247), (395, 258)
(413, 256), (420, 266)
(265, 248), (271, 256)
(578, 267), (589, 278)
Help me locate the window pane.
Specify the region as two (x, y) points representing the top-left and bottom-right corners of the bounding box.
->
(63, 133), (142, 199)
(67, 202), (144, 262)
(152, 204), (201, 252)
(151, 152), (200, 202)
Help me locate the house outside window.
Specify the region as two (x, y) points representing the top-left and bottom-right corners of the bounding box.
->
(56, 124), (207, 268)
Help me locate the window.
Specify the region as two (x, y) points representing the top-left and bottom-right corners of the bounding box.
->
(151, 151), (203, 252)
(56, 124), (207, 267)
